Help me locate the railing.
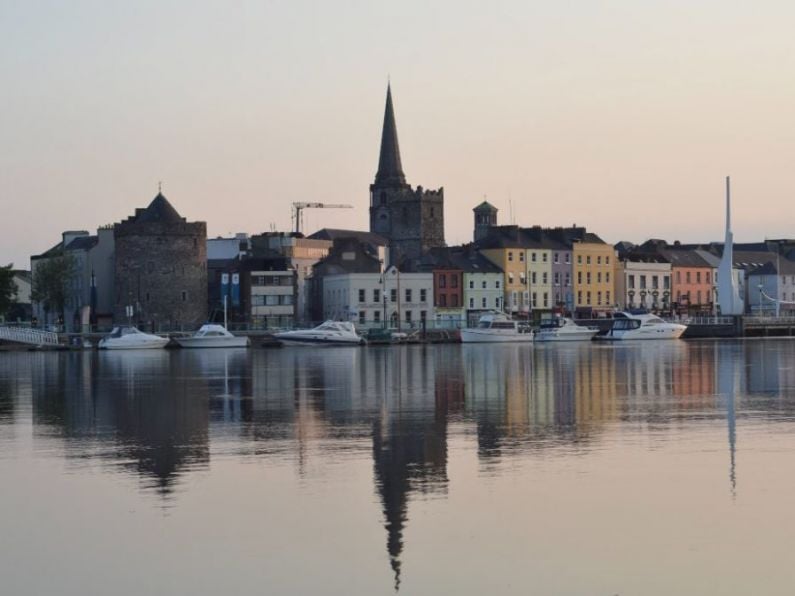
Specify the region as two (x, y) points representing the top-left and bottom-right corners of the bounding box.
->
(683, 316), (736, 326)
(0, 325), (60, 347)
(744, 316), (795, 326)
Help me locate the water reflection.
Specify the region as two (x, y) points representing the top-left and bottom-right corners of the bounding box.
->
(3, 340), (795, 592)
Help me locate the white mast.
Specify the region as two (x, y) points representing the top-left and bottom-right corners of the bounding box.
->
(717, 176), (744, 315)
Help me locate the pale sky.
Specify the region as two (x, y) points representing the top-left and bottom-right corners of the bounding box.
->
(2, 0), (795, 268)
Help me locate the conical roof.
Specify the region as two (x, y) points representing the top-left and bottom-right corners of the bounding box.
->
(473, 200), (497, 212)
(374, 84), (408, 188)
(136, 193), (184, 224)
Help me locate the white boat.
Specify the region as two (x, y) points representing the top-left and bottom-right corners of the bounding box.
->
(597, 312), (687, 340)
(274, 321), (365, 345)
(175, 324), (249, 348)
(535, 317), (599, 342)
(460, 313), (534, 343)
(98, 326), (170, 350)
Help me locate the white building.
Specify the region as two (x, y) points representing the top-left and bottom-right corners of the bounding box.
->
(615, 257), (672, 311)
(322, 266), (433, 329)
(748, 259), (795, 316)
(249, 270), (296, 328)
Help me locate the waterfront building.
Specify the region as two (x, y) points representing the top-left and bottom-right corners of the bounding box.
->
(748, 258), (795, 316)
(420, 246), (503, 328)
(546, 227), (615, 317)
(321, 266), (434, 328)
(614, 254), (672, 311)
(3, 270), (32, 322)
(477, 226), (531, 318)
(368, 85), (445, 266)
(113, 192), (207, 330)
(31, 227), (115, 330)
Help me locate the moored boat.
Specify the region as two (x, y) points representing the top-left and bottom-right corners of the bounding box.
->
(596, 311), (687, 340)
(535, 317), (599, 342)
(460, 313), (533, 343)
(98, 326), (170, 350)
(274, 321), (365, 345)
(175, 324), (249, 348)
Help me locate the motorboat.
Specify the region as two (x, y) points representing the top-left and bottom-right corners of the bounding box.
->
(460, 313), (533, 343)
(98, 326), (170, 350)
(174, 324), (249, 348)
(274, 321), (365, 345)
(597, 312), (687, 341)
(535, 317), (599, 342)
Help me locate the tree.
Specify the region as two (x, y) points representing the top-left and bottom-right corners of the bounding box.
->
(31, 253), (76, 325)
(0, 264), (17, 318)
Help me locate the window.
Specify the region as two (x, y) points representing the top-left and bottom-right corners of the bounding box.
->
(374, 288), (380, 303)
(390, 289), (397, 303)
(520, 273), (526, 284)
(652, 276), (659, 290)
(578, 255), (583, 264)
(696, 271), (702, 283)
(577, 291), (582, 305)
(543, 292), (548, 307)
(181, 291), (187, 302)
(586, 255), (591, 265)
(508, 251), (514, 262)
(420, 289), (427, 302)
(495, 280), (500, 289)
(531, 253), (537, 262)
(664, 276), (670, 290)
(554, 253), (559, 264)
(606, 272), (610, 283)
(532, 292), (538, 307)
(554, 272), (560, 285)
(359, 311), (366, 324)
(512, 292), (518, 306)
(145, 292), (150, 302)
(439, 274), (446, 288)
(542, 272), (548, 284)
(439, 294), (447, 307)
(420, 310), (427, 322)
(606, 291), (611, 304)
(469, 298), (474, 308)
(578, 272), (583, 284)
(640, 275), (647, 289)
(542, 253), (548, 263)
(374, 311), (381, 323)
(565, 273), (571, 287)
(566, 253), (571, 264)
(596, 272), (601, 283)
(586, 272), (591, 284)
(519, 252), (525, 262)
(706, 272), (711, 284)
(530, 272), (536, 284)
(451, 275), (458, 288)
(469, 280), (474, 289)
(676, 271), (681, 283)
(482, 297), (487, 308)
(597, 256), (602, 265)
(405, 311), (412, 323)
(451, 295), (458, 307)
(482, 280), (487, 289)
(508, 273), (514, 284)
(606, 256), (610, 265)
(405, 289), (412, 303)
(697, 290), (702, 304)
(358, 289), (365, 303)
(495, 297), (501, 308)
(597, 291), (602, 305)
(586, 291), (591, 304)
(686, 271), (691, 283)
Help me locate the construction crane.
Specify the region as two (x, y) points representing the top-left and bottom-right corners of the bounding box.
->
(291, 202), (354, 234)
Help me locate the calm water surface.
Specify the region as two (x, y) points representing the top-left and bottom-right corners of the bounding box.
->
(2, 341), (795, 595)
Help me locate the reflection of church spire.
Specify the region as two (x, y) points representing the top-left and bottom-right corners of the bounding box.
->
(717, 343), (739, 497)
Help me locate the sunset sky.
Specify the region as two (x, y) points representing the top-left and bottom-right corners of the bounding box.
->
(2, 0), (795, 267)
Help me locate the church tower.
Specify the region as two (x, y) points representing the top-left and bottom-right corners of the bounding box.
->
(369, 84), (445, 266)
(473, 200), (498, 242)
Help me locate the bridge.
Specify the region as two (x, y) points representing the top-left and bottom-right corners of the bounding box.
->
(0, 325), (60, 348)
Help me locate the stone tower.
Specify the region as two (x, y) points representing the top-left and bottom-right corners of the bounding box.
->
(369, 84), (444, 266)
(114, 192), (207, 330)
(473, 201), (498, 242)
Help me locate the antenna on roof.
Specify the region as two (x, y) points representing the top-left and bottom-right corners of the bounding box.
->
(158, 180), (163, 194)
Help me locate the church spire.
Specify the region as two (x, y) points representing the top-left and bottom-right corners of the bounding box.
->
(374, 84), (408, 188)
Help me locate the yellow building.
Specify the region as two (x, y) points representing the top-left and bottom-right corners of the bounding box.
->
(546, 227), (615, 316)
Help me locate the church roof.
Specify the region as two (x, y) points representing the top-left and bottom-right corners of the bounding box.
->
(135, 193), (185, 224)
(373, 84), (408, 188)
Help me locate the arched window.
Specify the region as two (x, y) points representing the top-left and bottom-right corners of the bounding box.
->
(380, 191), (387, 205)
